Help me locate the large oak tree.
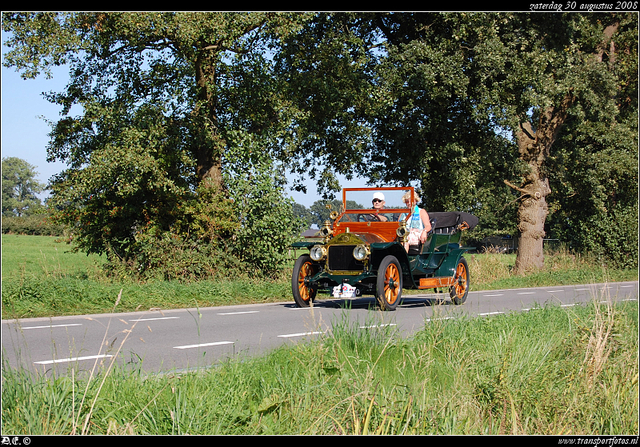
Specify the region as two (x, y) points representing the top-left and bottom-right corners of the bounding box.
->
(2, 12), (310, 272)
(276, 12), (637, 272)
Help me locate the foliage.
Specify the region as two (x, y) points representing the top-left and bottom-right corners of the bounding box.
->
(274, 12), (637, 269)
(1, 12), (311, 279)
(545, 16), (639, 269)
(1, 214), (64, 236)
(222, 149), (307, 277)
(291, 202), (314, 229)
(273, 12), (380, 198)
(2, 12), (637, 274)
(1, 157), (45, 217)
(308, 199), (362, 228)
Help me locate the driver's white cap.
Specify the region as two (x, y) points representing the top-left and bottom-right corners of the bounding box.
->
(372, 192), (385, 201)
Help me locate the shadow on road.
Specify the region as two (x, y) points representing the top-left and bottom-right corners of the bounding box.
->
(281, 294), (453, 310)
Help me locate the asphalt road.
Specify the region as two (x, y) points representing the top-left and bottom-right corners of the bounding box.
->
(2, 281), (637, 377)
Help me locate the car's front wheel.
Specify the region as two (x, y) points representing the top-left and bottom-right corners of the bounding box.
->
(292, 254), (318, 307)
(376, 255), (402, 311)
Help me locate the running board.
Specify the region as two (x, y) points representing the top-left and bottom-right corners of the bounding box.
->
(418, 277), (454, 289)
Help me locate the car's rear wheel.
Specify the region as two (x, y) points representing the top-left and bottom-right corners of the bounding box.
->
(449, 257), (469, 305)
(292, 254), (318, 307)
(376, 255), (402, 311)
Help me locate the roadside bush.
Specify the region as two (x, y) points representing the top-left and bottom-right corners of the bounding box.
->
(1, 214), (64, 236)
(576, 203), (639, 270)
(223, 157), (306, 277)
(102, 231), (248, 282)
(100, 158), (305, 282)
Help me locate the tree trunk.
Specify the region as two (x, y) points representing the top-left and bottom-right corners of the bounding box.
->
(508, 94), (574, 273)
(507, 174), (550, 273)
(193, 47), (225, 189)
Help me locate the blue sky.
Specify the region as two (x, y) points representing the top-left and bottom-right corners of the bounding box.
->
(1, 58), (68, 198)
(1, 38), (363, 207)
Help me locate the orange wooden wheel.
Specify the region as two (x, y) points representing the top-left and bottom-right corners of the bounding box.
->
(450, 257), (469, 305)
(383, 263), (400, 304)
(297, 261), (314, 301)
(292, 255), (317, 307)
(377, 255), (402, 311)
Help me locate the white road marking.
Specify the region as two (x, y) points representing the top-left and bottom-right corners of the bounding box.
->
(217, 311), (260, 316)
(173, 341), (234, 350)
(478, 311), (504, 316)
(425, 316), (455, 322)
(561, 303), (577, 307)
(129, 317), (179, 322)
(34, 354), (112, 365)
(517, 292), (535, 295)
(22, 323), (82, 330)
(483, 294), (504, 297)
(359, 324), (396, 329)
(546, 290), (564, 293)
(277, 331), (323, 338)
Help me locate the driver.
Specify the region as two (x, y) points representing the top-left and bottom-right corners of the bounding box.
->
(369, 192), (389, 222)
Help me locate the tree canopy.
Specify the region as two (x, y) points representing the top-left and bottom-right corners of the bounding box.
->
(2, 157), (45, 217)
(274, 12), (637, 270)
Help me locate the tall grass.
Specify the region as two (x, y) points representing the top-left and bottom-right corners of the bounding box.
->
(469, 245), (633, 290)
(2, 298), (637, 435)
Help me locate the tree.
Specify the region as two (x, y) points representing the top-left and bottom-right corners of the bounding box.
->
(273, 13), (382, 197)
(456, 13), (636, 272)
(276, 12), (637, 271)
(223, 149), (306, 275)
(292, 202), (314, 229)
(1, 157), (45, 216)
(275, 12), (522, 241)
(2, 12), (310, 273)
(309, 199), (363, 228)
(545, 15), (638, 268)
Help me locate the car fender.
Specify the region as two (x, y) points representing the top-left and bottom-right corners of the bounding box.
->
(370, 242), (413, 283)
(435, 247), (473, 277)
(291, 241), (317, 249)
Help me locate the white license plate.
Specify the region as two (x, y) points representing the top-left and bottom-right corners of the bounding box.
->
(332, 284), (358, 298)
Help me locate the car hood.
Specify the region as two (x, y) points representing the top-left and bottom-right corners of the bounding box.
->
(328, 232), (386, 245)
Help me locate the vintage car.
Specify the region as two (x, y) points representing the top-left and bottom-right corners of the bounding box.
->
(291, 187), (479, 310)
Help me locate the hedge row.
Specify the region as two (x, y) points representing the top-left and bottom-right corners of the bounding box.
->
(1, 215), (64, 236)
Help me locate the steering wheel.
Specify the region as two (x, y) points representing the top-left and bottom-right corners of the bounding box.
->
(358, 213), (380, 222)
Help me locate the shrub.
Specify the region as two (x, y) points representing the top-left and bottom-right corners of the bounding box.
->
(1, 214), (64, 236)
(101, 159), (305, 281)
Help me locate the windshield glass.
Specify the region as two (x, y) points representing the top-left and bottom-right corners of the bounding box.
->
(338, 188), (413, 223)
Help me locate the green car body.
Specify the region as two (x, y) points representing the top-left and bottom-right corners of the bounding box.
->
(291, 187), (478, 311)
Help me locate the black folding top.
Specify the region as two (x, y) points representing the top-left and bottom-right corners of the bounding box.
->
(428, 211), (479, 231)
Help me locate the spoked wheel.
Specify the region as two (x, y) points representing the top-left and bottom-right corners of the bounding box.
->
(292, 254), (318, 307)
(376, 255), (402, 311)
(449, 257), (470, 305)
